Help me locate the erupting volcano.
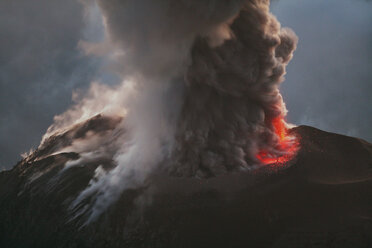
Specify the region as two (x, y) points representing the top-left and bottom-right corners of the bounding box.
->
(1, 0), (371, 247)
(6, 0), (302, 222)
(23, 0), (302, 218)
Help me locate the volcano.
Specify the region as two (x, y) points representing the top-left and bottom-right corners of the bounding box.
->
(0, 115), (371, 248)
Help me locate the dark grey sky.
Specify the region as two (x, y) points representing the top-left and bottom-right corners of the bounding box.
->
(1, 0), (371, 169)
(0, 0), (102, 169)
(271, 0), (372, 140)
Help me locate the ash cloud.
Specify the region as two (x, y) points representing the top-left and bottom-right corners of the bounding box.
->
(39, 0), (298, 222)
(171, 6), (298, 177)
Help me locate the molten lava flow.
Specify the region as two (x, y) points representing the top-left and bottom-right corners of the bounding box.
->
(256, 117), (299, 166)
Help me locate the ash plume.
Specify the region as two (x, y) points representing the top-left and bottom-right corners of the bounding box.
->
(171, 3), (298, 176)
(32, 0), (298, 222)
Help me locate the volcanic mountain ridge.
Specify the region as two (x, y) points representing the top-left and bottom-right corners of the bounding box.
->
(0, 115), (371, 248)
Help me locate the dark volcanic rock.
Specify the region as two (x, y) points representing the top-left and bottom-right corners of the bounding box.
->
(0, 124), (372, 248)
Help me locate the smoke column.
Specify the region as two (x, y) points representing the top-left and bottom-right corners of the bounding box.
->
(37, 0), (298, 222)
(171, 1), (299, 176)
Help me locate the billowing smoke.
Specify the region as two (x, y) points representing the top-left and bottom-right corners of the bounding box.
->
(34, 0), (298, 222)
(170, 2), (298, 176)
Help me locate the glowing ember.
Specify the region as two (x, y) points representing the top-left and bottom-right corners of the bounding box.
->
(256, 117), (299, 166)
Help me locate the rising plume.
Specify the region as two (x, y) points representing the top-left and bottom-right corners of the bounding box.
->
(31, 0), (298, 222)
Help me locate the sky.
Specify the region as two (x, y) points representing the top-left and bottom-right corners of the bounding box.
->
(271, 0), (372, 141)
(0, 0), (371, 170)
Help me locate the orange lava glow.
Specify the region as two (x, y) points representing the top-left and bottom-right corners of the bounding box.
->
(256, 117), (299, 166)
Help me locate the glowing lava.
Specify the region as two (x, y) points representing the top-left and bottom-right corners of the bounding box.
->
(256, 117), (299, 166)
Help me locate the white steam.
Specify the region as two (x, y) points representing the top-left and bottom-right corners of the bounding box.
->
(61, 0), (245, 222)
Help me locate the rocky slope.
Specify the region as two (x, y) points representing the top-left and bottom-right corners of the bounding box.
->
(0, 116), (371, 248)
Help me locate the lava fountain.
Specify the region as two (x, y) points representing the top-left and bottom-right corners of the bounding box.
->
(256, 116), (299, 167)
